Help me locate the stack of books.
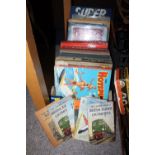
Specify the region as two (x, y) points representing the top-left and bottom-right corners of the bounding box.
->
(36, 6), (115, 147)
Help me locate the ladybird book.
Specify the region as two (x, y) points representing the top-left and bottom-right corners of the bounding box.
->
(73, 97), (107, 142)
(35, 96), (74, 147)
(87, 98), (115, 144)
(54, 66), (112, 100)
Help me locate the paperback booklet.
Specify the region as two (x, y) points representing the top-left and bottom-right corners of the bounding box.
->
(35, 96), (74, 147)
(73, 97), (114, 143)
(87, 98), (115, 144)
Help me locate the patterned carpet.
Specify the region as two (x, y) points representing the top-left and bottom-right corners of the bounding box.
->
(26, 90), (123, 155)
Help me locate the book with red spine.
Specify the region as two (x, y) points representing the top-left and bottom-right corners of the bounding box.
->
(60, 41), (108, 50)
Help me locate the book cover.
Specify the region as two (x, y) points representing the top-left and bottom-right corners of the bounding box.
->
(57, 53), (112, 64)
(35, 96), (75, 147)
(87, 98), (115, 144)
(67, 22), (108, 42)
(73, 90), (113, 141)
(60, 48), (110, 56)
(114, 67), (129, 115)
(54, 66), (112, 100)
(70, 6), (112, 19)
(73, 97), (89, 142)
(60, 41), (108, 50)
(55, 52), (112, 66)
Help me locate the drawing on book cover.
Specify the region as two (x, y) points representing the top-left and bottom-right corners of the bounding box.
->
(54, 67), (112, 100)
(92, 119), (112, 141)
(48, 119), (64, 141)
(47, 97), (75, 142)
(88, 100), (115, 144)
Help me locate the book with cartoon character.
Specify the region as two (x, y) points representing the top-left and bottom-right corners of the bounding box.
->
(54, 66), (112, 100)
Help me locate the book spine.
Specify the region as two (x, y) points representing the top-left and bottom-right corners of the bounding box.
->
(60, 41), (108, 50)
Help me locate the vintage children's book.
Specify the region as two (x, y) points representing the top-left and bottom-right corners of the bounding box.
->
(54, 66), (112, 100)
(67, 18), (110, 42)
(73, 90), (113, 141)
(70, 6), (112, 19)
(60, 48), (110, 56)
(60, 41), (108, 50)
(35, 96), (74, 147)
(114, 67), (129, 115)
(87, 97), (115, 144)
(55, 54), (112, 68)
(73, 97), (107, 142)
(55, 51), (112, 68)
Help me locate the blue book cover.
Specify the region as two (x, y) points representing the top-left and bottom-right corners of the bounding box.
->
(71, 6), (112, 19)
(54, 66), (112, 100)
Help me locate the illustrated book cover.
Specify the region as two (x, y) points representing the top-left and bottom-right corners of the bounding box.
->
(67, 18), (110, 42)
(87, 98), (115, 144)
(114, 67), (129, 115)
(35, 96), (74, 147)
(54, 66), (112, 100)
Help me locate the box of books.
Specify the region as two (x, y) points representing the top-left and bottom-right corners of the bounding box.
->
(54, 63), (112, 100)
(35, 96), (74, 147)
(67, 18), (110, 42)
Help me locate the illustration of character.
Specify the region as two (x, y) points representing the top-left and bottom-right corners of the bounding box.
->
(65, 69), (96, 91)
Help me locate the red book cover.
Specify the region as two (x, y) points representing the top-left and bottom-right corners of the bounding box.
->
(60, 41), (108, 50)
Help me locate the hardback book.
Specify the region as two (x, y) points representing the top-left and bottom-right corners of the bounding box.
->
(55, 51), (112, 66)
(114, 67), (129, 115)
(87, 97), (115, 144)
(60, 41), (108, 50)
(67, 18), (110, 42)
(35, 96), (74, 147)
(54, 65), (112, 100)
(56, 53), (112, 64)
(60, 48), (110, 56)
(70, 6), (112, 19)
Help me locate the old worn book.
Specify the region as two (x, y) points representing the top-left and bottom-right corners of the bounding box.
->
(67, 18), (110, 42)
(114, 67), (129, 115)
(35, 96), (74, 147)
(54, 66), (112, 100)
(87, 97), (115, 144)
